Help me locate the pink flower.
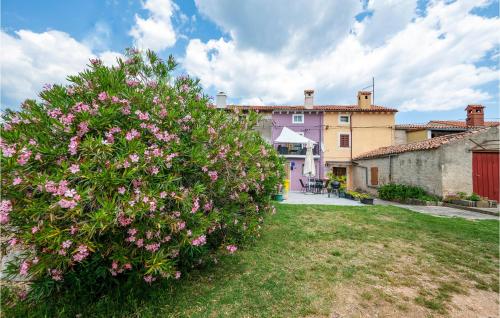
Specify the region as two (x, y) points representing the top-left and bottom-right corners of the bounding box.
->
(50, 269), (63, 281)
(177, 221), (186, 230)
(17, 149), (32, 165)
(125, 129), (140, 141)
(159, 191), (167, 198)
(12, 177), (22, 185)
(73, 245), (90, 262)
(143, 275), (156, 283)
(208, 171), (218, 182)
(98, 92), (108, 101)
(70, 225), (79, 235)
(8, 238), (19, 246)
(175, 271), (181, 279)
(118, 186), (126, 194)
(191, 235), (206, 246)
(128, 228), (138, 236)
(226, 245), (238, 254)
(0, 200), (13, 224)
(118, 213), (132, 227)
(2, 145), (16, 157)
(69, 164), (80, 174)
(64, 189), (77, 198)
(31, 226), (39, 234)
(150, 166), (159, 175)
(62, 240), (72, 249)
(68, 136), (79, 155)
(145, 243), (160, 252)
(129, 154), (140, 163)
(136, 239), (144, 248)
(77, 121), (89, 136)
(19, 261), (30, 276)
(135, 110), (150, 121)
(58, 199), (77, 209)
(191, 197), (200, 213)
(124, 263), (132, 270)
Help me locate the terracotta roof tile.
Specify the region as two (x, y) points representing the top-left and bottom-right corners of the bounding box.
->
(428, 120), (500, 127)
(354, 127), (494, 160)
(394, 124), (467, 130)
(228, 104), (398, 113)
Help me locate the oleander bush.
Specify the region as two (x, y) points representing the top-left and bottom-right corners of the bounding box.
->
(378, 183), (439, 202)
(0, 49), (283, 301)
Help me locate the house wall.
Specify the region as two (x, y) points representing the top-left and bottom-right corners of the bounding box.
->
(394, 129), (408, 145)
(353, 149), (443, 196)
(324, 112), (395, 189)
(272, 111), (324, 190)
(407, 130), (428, 143)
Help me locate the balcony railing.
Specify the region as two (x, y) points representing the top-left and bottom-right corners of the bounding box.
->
(275, 144), (320, 156)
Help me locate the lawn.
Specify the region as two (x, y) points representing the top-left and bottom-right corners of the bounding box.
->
(4, 204), (499, 317)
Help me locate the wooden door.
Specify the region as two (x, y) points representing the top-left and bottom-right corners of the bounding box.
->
(472, 152), (499, 201)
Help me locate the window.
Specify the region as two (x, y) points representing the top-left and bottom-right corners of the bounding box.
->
(339, 134), (350, 148)
(339, 115), (350, 125)
(292, 114), (304, 124)
(370, 167), (379, 186)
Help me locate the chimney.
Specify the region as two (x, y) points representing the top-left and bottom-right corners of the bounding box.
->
(216, 91), (227, 109)
(357, 91), (372, 109)
(465, 104), (485, 127)
(304, 89), (314, 109)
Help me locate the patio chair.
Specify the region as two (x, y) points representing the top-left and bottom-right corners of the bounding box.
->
(323, 179), (330, 194)
(299, 179), (307, 192)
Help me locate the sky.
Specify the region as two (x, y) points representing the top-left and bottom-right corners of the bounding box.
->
(1, 0), (499, 123)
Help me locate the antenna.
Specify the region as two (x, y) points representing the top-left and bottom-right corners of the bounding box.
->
(372, 77), (375, 105)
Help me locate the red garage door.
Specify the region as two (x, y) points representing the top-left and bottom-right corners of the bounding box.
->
(472, 152), (499, 201)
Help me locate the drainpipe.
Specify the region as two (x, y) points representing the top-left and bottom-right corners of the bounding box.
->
(319, 111), (323, 178)
(349, 113), (353, 189)
(389, 155), (393, 183)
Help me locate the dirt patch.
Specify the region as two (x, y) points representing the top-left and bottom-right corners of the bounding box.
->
(448, 289), (499, 318)
(327, 284), (431, 318)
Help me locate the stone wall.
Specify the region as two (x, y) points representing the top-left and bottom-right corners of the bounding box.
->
(440, 127), (499, 197)
(353, 149), (443, 196)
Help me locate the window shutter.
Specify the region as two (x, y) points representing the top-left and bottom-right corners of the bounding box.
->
(340, 134), (350, 148)
(370, 167), (378, 186)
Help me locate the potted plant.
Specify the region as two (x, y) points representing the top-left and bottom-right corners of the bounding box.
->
(359, 193), (374, 205)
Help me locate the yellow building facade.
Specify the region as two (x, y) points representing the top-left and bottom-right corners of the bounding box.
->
(323, 92), (396, 189)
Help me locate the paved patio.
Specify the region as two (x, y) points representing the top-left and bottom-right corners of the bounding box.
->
(281, 191), (364, 206)
(280, 192), (498, 220)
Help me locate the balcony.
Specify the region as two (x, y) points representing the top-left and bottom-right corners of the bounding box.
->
(275, 144), (320, 158)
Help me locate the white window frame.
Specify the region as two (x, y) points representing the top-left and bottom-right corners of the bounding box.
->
(292, 113), (304, 124)
(337, 132), (351, 149)
(338, 113), (350, 125)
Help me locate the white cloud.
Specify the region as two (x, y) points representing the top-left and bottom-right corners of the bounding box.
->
(83, 21), (112, 51)
(0, 29), (123, 109)
(185, 0), (500, 111)
(129, 0), (177, 52)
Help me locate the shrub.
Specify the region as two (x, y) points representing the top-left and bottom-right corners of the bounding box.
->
(378, 183), (439, 202)
(0, 49), (283, 300)
(467, 193), (481, 201)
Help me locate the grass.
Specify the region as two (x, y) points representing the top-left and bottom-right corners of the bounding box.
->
(3, 204), (499, 317)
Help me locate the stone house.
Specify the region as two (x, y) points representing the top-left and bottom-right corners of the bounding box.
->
(352, 126), (500, 201)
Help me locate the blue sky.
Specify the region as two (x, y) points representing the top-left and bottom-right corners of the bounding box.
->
(1, 0), (499, 123)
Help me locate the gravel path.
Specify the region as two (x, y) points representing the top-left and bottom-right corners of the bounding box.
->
(375, 199), (499, 220)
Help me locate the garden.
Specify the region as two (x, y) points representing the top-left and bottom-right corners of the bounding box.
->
(2, 204), (498, 317)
